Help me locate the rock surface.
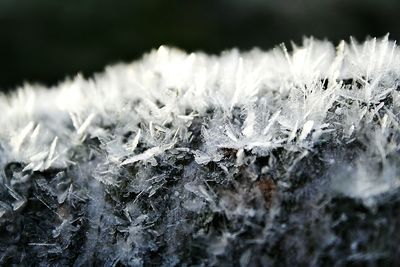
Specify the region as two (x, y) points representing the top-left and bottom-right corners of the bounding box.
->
(1, 37), (400, 266)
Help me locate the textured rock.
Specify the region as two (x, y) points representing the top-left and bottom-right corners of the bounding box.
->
(1, 36), (400, 266)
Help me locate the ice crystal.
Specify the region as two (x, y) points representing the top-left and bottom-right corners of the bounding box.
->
(1, 36), (400, 266)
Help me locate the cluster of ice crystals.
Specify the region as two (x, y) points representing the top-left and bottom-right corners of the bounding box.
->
(1, 36), (400, 265)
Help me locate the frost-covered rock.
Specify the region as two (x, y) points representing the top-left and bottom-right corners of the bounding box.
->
(1, 36), (400, 266)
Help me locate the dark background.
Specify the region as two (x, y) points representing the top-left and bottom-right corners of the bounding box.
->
(0, 0), (398, 91)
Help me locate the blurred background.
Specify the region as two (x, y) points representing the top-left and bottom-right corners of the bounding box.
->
(0, 0), (399, 91)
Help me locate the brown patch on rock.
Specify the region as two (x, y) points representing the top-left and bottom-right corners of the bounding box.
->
(258, 177), (277, 208)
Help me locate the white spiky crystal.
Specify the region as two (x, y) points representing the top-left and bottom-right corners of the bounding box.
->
(1, 36), (400, 265)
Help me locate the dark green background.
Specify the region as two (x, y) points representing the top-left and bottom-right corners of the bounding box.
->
(0, 0), (398, 91)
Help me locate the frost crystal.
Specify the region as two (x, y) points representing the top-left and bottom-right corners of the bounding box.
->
(1, 36), (400, 266)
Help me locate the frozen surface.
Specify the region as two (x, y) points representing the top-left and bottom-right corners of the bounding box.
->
(1, 36), (400, 266)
